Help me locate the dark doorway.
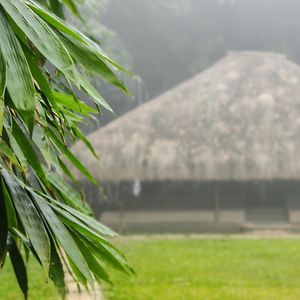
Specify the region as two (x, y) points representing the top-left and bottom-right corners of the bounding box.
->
(245, 182), (289, 224)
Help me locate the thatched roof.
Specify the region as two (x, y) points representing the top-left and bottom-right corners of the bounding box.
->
(72, 51), (300, 182)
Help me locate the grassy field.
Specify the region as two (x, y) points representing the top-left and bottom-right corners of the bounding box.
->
(0, 256), (58, 300)
(103, 238), (300, 300)
(2, 238), (300, 299)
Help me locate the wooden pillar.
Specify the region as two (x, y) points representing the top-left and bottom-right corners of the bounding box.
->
(214, 182), (220, 224)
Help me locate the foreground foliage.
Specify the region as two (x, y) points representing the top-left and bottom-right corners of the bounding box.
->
(103, 238), (300, 300)
(0, 0), (131, 298)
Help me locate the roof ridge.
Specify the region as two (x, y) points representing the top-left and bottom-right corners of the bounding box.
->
(226, 51), (287, 59)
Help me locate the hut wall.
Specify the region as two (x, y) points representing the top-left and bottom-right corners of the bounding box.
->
(100, 211), (242, 233)
(94, 181), (300, 233)
(219, 195), (246, 223)
(101, 210), (214, 225)
(287, 196), (300, 223)
(98, 181), (249, 233)
(219, 210), (245, 223)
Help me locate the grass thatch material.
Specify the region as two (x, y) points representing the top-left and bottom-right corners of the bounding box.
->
(72, 52), (300, 182)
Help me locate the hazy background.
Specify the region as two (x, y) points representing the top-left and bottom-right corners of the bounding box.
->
(70, 0), (300, 128)
(101, 0), (300, 110)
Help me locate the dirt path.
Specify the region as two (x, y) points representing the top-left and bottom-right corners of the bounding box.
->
(65, 271), (104, 300)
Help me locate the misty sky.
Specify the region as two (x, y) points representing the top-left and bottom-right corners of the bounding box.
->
(102, 0), (300, 98)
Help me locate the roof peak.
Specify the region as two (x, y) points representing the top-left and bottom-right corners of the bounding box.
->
(226, 51), (287, 59)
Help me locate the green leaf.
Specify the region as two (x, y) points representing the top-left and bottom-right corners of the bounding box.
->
(10, 228), (32, 251)
(30, 192), (92, 282)
(61, 0), (81, 17)
(45, 168), (92, 214)
(53, 200), (117, 237)
(51, 204), (111, 246)
(11, 120), (46, 181)
(0, 140), (23, 170)
(2, 170), (50, 274)
(0, 42), (6, 98)
(0, 0), (131, 292)
(72, 232), (111, 284)
(57, 156), (77, 183)
(50, 204), (130, 273)
(79, 75), (113, 112)
(71, 126), (98, 159)
(0, 98), (4, 138)
(0, 43), (6, 136)
(27, 0), (128, 77)
(5, 128), (27, 167)
(0, 182), (8, 267)
(23, 46), (53, 99)
(26, 0), (85, 43)
(53, 91), (97, 115)
(32, 124), (52, 167)
(61, 34), (128, 92)
(0, 0), (78, 80)
(8, 238), (28, 300)
(0, 9), (35, 129)
(67, 255), (88, 287)
(61, 108), (85, 123)
(1, 0), (124, 113)
(48, 0), (64, 19)
(86, 237), (132, 275)
(49, 241), (66, 299)
(1, 178), (18, 229)
(47, 128), (97, 184)
(34, 192), (129, 272)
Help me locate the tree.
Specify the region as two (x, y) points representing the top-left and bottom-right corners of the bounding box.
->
(0, 1), (131, 299)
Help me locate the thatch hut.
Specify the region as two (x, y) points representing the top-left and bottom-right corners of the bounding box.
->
(72, 51), (300, 232)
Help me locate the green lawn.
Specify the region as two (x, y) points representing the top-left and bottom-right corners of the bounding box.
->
(2, 238), (300, 300)
(0, 256), (58, 300)
(103, 238), (300, 300)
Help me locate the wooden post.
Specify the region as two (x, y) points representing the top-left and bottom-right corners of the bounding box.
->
(214, 182), (220, 224)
